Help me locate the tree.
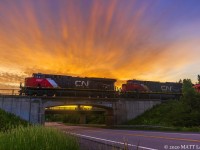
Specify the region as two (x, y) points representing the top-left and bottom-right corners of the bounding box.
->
(182, 79), (200, 111)
(198, 75), (200, 84)
(178, 79), (182, 83)
(182, 79), (195, 97)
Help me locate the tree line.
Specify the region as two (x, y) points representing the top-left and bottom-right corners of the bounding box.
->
(179, 74), (200, 84)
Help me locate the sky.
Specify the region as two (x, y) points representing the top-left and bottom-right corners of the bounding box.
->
(0, 0), (200, 88)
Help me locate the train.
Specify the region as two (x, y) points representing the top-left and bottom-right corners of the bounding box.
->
(19, 73), (199, 99)
(19, 73), (116, 97)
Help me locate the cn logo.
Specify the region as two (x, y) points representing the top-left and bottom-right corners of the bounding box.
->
(161, 86), (172, 92)
(75, 81), (89, 87)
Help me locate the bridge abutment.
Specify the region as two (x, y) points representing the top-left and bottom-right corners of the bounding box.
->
(113, 99), (161, 124)
(105, 110), (114, 126)
(0, 96), (44, 124)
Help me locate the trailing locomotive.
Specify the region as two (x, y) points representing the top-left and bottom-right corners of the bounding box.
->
(122, 79), (182, 93)
(20, 73), (116, 97)
(121, 79), (183, 99)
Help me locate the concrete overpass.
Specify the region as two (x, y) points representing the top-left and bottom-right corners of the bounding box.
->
(0, 95), (161, 126)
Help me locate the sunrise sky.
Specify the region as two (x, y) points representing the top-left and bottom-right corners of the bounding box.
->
(0, 0), (200, 88)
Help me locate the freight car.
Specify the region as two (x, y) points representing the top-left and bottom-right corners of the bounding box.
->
(121, 79), (182, 99)
(19, 73), (116, 98)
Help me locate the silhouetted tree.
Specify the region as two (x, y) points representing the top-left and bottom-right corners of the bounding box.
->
(182, 79), (195, 97)
(198, 75), (200, 84)
(182, 79), (200, 111)
(178, 79), (182, 83)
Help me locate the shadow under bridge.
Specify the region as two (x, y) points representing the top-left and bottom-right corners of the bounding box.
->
(42, 97), (117, 126)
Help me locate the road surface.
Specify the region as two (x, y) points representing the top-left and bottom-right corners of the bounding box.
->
(45, 122), (200, 150)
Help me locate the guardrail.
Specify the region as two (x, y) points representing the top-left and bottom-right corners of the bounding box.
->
(0, 89), (20, 95)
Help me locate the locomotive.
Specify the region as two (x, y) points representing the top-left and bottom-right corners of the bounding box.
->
(122, 79), (182, 93)
(121, 79), (183, 99)
(19, 73), (116, 97)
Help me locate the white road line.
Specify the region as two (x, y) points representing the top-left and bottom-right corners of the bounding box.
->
(66, 132), (158, 150)
(125, 131), (200, 136)
(99, 128), (200, 137)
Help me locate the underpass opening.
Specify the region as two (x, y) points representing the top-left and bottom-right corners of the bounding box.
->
(45, 104), (114, 126)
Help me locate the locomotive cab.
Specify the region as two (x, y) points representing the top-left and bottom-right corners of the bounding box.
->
(25, 77), (58, 88)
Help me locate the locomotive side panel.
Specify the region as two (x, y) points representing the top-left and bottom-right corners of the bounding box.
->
(32, 73), (116, 90)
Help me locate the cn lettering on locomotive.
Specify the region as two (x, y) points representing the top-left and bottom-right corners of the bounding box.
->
(161, 86), (172, 92)
(75, 81), (89, 87)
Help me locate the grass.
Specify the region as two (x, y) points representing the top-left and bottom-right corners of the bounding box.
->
(0, 109), (80, 150)
(126, 100), (178, 126)
(0, 109), (28, 132)
(0, 126), (79, 150)
(125, 100), (200, 132)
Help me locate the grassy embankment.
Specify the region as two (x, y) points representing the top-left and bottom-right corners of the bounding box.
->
(125, 79), (200, 132)
(0, 109), (79, 150)
(126, 100), (200, 132)
(0, 109), (28, 132)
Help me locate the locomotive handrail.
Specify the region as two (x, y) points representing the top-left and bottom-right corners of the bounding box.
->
(0, 88), (19, 90)
(122, 91), (182, 95)
(21, 86), (116, 92)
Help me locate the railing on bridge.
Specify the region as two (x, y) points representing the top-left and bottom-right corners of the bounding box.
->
(0, 89), (19, 95)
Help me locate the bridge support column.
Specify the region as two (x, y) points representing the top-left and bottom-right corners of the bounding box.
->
(105, 110), (114, 126)
(79, 114), (86, 124)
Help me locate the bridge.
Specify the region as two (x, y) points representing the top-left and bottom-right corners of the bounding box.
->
(0, 88), (167, 125)
(0, 94), (161, 126)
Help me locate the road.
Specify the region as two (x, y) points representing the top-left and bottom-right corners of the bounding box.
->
(45, 122), (200, 150)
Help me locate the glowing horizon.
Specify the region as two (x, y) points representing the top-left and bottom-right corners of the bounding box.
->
(0, 0), (200, 88)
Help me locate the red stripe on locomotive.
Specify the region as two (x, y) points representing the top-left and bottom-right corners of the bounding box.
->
(25, 77), (55, 88)
(121, 83), (147, 92)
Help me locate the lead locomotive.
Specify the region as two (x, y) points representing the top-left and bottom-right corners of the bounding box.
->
(19, 73), (116, 97)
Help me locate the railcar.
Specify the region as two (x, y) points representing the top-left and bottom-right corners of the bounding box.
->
(19, 73), (117, 97)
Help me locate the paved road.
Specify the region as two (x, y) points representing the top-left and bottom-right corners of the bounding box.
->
(45, 122), (200, 150)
